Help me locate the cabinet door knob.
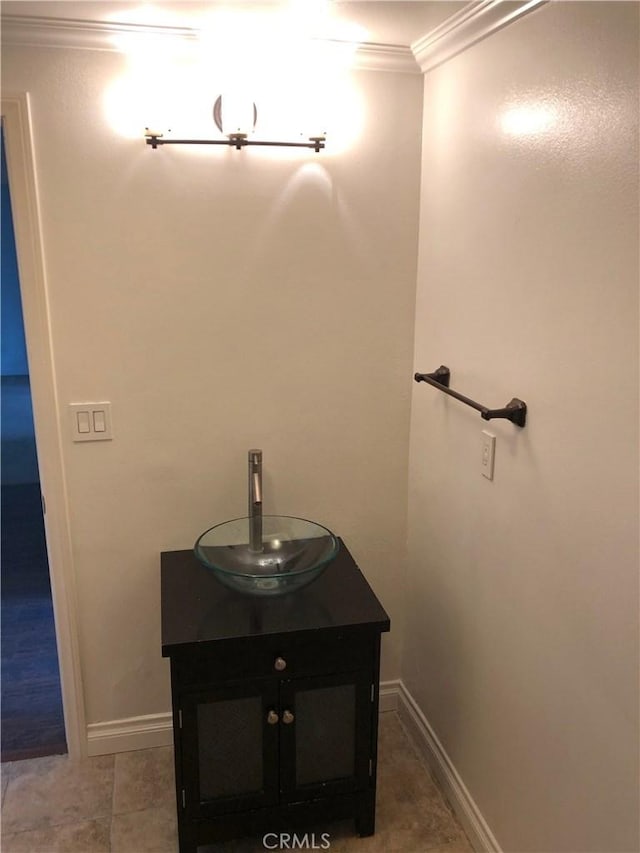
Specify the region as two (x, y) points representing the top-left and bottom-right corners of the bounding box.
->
(282, 709), (295, 725)
(267, 710), (279, 725)
(274, 657), (287, 671)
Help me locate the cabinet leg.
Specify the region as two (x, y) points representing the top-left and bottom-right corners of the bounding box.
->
(355, 790), (376, 837)
(177, 816), (197, 853)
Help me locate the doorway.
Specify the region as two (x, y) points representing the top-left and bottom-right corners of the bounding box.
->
(1, 126), (66, 761)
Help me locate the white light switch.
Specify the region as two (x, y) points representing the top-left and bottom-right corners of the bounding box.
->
(93, 410), (106, 432)
(69, 402), (112, 442)
(481, 430), (496, 480)
(76, 411), (91, 433)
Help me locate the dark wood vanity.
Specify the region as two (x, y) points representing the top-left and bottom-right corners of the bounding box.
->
(161, 541), (390, 852)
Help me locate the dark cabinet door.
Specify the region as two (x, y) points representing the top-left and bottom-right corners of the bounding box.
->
(279, 670), (372, 804)
(181, 679), (280, 818)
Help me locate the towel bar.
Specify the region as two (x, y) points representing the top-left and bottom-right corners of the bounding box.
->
(414, 366), (527, 428)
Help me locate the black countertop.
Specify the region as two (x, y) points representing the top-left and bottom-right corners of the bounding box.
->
(161, 540), (390, 655)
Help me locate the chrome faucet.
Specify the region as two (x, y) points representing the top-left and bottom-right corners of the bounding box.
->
(248, 449), (263, 552)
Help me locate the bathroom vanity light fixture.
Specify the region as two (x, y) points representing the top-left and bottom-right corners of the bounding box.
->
(145, 95), (326, 152)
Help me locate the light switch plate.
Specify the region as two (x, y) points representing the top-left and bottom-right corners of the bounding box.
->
(69, 402), (112, 442)
(481, 430), (495, 480)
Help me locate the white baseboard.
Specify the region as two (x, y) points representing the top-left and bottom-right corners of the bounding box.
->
(86, 682), (399, 756)
(87, 682), (401, 756)
(87, 712), (173, 756)
(379, 678), (401, 713)
(396, 682), (501, 853)
(86, 674), (498, 853)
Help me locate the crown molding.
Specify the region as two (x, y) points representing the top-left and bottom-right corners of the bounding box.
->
(354, 41), (418, 74)
(412, 0), (548, 74)
(0, 15), (199, 52)
(1, 2), (547, 76)
(0, 14), (419, 74)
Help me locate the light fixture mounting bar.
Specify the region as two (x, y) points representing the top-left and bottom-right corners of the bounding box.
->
(145, 134), (326, 153)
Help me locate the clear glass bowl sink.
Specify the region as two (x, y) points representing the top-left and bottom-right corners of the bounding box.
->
(194, 515), (339, 596)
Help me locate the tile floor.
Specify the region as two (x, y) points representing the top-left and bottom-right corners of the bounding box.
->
(1, 712), (473, 853)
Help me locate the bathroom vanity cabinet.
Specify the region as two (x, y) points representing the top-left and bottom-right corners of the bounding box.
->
(161, 542), (390, 852)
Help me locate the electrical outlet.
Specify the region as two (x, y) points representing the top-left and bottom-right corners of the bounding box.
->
(481, 430), (495, 480)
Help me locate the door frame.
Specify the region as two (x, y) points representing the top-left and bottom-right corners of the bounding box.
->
(1, 92), (86, 758)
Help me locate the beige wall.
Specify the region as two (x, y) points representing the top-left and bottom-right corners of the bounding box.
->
(405, 2), (639, 852)
(4, 4), (639, 847)
(2, 44), (422, 723)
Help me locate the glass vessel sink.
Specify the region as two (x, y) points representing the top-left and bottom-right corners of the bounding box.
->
(194, 515), (339, 596)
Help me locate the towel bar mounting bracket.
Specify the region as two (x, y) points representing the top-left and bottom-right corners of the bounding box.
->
(425, 365), (451, 388)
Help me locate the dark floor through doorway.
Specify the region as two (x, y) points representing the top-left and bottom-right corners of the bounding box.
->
(1, 376), (66, 762)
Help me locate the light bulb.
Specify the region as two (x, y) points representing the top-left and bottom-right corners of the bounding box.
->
(217, 92), (255, 137)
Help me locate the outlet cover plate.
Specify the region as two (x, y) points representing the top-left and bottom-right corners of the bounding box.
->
(481, 430), (495, 480)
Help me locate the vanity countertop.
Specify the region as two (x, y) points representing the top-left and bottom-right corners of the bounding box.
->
(161, 540), (390, 655)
